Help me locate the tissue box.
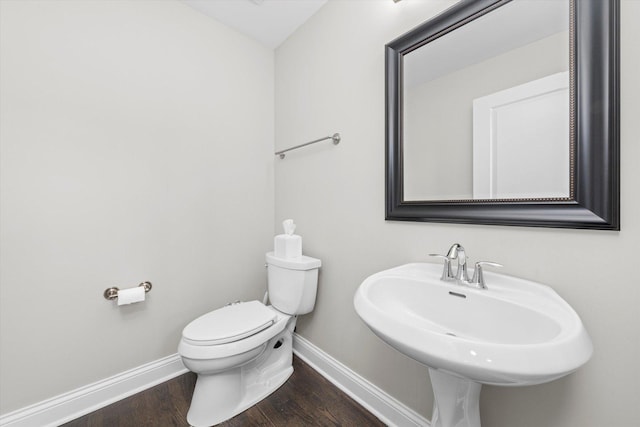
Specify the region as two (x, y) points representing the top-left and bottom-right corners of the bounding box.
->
(274, 234), (302, 258)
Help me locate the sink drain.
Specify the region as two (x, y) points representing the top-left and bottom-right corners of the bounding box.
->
(448, 291), (467, 298)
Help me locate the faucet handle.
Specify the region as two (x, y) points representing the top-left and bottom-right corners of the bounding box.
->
(470, 261), (502, 289)
(428, 254), (454, 281)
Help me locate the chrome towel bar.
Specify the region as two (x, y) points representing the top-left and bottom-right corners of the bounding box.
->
(275, 133), (341, 159)
(104, 281), (152, 300)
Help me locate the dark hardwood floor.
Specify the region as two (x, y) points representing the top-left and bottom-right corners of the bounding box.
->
(62, 356), (385, 426)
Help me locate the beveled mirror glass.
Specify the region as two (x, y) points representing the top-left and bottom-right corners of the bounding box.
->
(385, 0), (619, 229)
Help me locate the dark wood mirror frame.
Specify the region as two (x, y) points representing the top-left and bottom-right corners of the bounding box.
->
(385, 0), (619, 230)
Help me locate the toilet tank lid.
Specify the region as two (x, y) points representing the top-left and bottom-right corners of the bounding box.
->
(266, 252), (321, 270)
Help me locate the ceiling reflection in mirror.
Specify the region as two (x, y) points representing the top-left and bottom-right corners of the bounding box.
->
(402, 0), (570, 201)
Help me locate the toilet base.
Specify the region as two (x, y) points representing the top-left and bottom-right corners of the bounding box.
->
(186, 318), (296, 427)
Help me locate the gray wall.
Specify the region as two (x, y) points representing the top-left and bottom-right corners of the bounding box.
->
(275, 1), (639, 426)
(0, 0), (274, 413)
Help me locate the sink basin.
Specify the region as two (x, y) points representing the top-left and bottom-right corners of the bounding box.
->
(354, 262), (592, 426)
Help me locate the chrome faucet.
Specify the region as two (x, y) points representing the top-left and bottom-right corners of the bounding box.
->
(448, 243), (470, 283)
(430, 243), (468, 282)
(430, 243), (502, 289)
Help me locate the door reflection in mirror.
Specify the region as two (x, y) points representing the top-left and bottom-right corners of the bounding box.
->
(402, 0), (570, 201)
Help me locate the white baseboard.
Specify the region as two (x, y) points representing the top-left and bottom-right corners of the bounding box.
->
(1, 337), (429, 427)
(292, 333), (430, 427)
(0, 354), (188, 427)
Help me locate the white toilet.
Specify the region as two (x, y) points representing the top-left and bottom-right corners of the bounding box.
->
(178, 252), (321, 427)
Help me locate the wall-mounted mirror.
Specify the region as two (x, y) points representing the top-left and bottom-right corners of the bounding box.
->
(386, 0), (619, 229)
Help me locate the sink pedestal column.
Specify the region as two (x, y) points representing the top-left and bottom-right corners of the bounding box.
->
(429, 368), (482, 427)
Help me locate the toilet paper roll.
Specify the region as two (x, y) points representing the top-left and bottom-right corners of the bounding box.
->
(117, 286), (146, 306)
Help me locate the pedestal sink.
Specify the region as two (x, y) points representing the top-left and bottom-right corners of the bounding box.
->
(353, 262), (592, 427)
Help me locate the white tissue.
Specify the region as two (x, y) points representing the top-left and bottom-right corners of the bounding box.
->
(274, 219), (302, 258)
(117, 286), (146, 306)
(282, 219), (296, 235)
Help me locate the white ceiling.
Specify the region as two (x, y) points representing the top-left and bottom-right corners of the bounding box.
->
(182, 0), (328, 49)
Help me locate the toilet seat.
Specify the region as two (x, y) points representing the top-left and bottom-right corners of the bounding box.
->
(182, 301), (276, 346)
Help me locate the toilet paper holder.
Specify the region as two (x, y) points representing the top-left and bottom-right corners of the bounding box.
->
(103, 281), (152, 301)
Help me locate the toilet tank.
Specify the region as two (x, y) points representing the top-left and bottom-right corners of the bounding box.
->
(265, 252), (321, 315)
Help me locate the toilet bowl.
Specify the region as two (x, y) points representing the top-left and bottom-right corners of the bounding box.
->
(178, 253), (321, 427)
